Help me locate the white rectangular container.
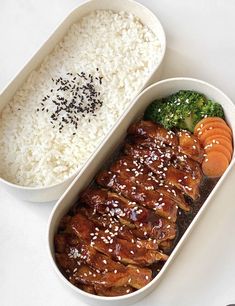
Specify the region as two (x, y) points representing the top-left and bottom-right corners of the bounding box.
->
(48, 78), (235, 306)
(0, 0), (166, 202)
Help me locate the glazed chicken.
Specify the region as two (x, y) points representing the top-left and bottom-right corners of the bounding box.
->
(55, 120), (205, 297)
(55, 233), (152, 291)
(70, 213), (168, 266)
(127, 120), (178, 147)
(81, 207), (160, 250)
(80, 187), (176, 243)
(97, 165), (179, 222)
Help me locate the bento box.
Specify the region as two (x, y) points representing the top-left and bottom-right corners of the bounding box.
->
(0, 0), (166, 202)
(48, 78), (235, 306)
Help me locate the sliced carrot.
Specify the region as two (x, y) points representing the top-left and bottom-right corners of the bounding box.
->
(200, 122), (232, 136)
(199, 128), (232, 145)
(204, 136), (233, 153)
(202, 151), (229, 177)
(205, 134), (232, 143)
(204, 143), (231, 161)
(194, 117), (226, 136)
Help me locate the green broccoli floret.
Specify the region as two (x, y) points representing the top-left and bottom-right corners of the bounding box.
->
(144, 90), (225, 132)
(200, 99), (225, 119)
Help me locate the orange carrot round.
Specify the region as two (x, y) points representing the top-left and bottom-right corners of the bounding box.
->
(204, 143), (231, 162)
(199, 128), (232, 145)
(202, 151), (229, 177)
(200, 122), (232, 136)
(204, 137), (233, 153)
(194, 117), (226, 136)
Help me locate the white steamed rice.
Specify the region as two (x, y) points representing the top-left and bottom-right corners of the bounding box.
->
(0, 10), (162, 187)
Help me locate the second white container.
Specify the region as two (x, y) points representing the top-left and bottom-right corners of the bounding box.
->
(48, 78), (235, 306)
(0, 0), (166, 202)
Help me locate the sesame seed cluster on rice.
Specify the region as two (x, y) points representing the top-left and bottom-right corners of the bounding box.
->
(0, 10), (162, 187)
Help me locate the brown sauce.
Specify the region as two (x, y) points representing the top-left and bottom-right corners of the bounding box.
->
(176, 176), (218, 241)
(151, 177), (218, 278)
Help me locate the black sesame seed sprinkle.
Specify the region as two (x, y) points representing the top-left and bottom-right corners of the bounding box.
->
(37, 69), (103, 132)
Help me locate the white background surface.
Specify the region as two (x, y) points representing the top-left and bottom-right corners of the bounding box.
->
(0, 1), (235, 306)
